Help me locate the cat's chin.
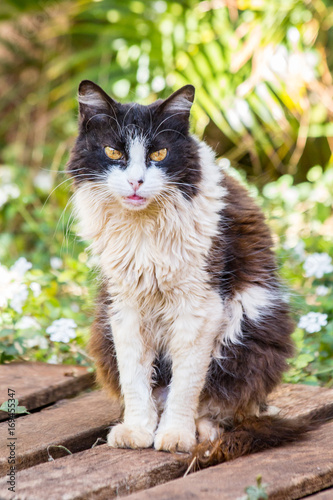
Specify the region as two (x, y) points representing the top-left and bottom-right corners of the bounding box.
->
(121, 194), (150, 210)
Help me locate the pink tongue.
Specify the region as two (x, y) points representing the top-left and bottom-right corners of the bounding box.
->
(128, 194), (143, 200)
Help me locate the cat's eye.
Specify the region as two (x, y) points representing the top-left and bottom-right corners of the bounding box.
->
(104, 147), (123, 160)
(150, 148), (167, 162)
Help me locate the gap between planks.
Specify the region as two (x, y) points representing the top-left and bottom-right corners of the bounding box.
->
(0, 362), (94, 422)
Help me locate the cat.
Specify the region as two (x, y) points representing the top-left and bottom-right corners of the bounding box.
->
(67, 80), (333, 466)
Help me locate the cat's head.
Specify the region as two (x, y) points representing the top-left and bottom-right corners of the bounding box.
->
(67, 80), (201, 211)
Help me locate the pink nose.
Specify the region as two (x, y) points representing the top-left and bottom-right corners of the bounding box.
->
(128, 179), (143, 191)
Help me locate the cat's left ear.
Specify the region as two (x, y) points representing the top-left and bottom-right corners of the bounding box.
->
(78, 80), (119, 121)
(157, 85), (195, 119)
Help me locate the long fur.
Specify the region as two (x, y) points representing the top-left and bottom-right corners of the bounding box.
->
(67, 80), (331, 461)
(188, 402), (333, 470)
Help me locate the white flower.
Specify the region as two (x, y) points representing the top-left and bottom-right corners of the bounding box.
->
(24, 335), (48, 349)
(316, 286), (330, 297)
(16, 316), (41, 330)
(10, 284), (28, 313)
(33, 171), (53, 192)
(50, 257), (63, 270)
(47, 354), (60, 364)
(0, 264), (21, 308)
(0, 181), (20, 208)
(298, 312), (328, 333)
(46, 318), (77, 343)
(30, 282), (41, 297)
(11, 257), (32, 277)
(303, 253), (333, 279)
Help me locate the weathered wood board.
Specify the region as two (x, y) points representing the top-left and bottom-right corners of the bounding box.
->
(0, 446), (184, 500)
(0, 390), (122, 476)
(0, 377), (332, 500)
(124, 421), (333, 500)
(305, 488), (333, 499)
(0, 362), (94, 421)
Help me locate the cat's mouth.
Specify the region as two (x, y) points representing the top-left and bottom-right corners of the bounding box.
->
(123, 194), (148, 207)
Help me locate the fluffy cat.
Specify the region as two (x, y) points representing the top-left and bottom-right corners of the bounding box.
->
(67, 81), (332, 465)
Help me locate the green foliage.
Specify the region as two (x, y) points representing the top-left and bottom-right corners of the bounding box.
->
(0, 161), (332, 385)
(0, 1), (332, 386)
(260, 165), (333, 386)
(0, 0), (332, 179)
(0, 164), (96, 366)
(0, 399), (29, 414)
(239, 475), (268, 500)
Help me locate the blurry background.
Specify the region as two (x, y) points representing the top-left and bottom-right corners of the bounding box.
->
(0, 0), (332, 385)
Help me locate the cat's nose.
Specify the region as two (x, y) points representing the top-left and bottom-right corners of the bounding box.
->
(128, 179), (144, 191)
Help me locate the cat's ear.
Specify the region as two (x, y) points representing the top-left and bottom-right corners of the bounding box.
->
(157, 85), (195, 119)
(78, 80), (119, 121)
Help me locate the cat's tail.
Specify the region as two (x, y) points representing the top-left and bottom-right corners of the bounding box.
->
(187, 403), (333, 471)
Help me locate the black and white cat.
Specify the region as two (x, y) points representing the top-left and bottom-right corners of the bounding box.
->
(68, 81), (331, 465)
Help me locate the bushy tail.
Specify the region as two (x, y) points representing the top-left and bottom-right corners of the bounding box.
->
(188, 403), (333, 471)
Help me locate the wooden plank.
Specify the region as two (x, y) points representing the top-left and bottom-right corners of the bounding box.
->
(268, 384), (333, 418)
(0, 384), (332, 499)
(0, 362), (94, 421)
(0, 390), (122, 476)
(0, 446), (183, 500)
(305, 488), (333, 499)
(124, 421), (333, 500)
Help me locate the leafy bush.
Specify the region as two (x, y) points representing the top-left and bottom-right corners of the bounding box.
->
(0, 0), (332, 385)
(0, 163), (95, 366)
(261, 165), (333, 385)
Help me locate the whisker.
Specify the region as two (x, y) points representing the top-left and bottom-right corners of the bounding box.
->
(152, 112), (186, 138)
(153, 128), (186, 140)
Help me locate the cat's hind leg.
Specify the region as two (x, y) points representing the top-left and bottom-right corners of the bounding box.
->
(196, 417), (219, 443)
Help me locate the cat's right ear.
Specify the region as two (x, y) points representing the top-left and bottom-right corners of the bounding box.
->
(78, 80), (119, 122)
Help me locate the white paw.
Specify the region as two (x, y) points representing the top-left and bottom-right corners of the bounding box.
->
(154, 426), (197, 453)
(107, 423), (154, 449)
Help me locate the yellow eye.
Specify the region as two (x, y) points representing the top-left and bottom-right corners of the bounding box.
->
(150, 148), (167, 162)
(104, 147), (123, 160)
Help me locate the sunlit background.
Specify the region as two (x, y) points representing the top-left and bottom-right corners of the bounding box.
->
(0, 0), (332, 385)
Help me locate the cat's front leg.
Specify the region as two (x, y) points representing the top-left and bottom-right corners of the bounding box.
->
(154, 294), (223, 453)
(107, 304), (157, 449)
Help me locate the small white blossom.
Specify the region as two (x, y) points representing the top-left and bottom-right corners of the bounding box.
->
(46, 318), (77, 343)
(298, 312), (328, 333)
(47, 354), (61, 364)
(10, 285), (28, 313)
(24, 335), (48, 349)
(0, 264), (21, 308)
(16, 316), (41, 330)
(11, 257), (32, 277)
(0, 259), (32, 311)
(303, 253), (333, 279)
(50, 257), (63, 270)
(316, 286), (330, 297)
(33, 171), (53, 192)
(30, 282), (41, 297)
(0, 181), (20, 208)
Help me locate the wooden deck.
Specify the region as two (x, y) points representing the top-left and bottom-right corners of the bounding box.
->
(0, 362), (332, 499)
